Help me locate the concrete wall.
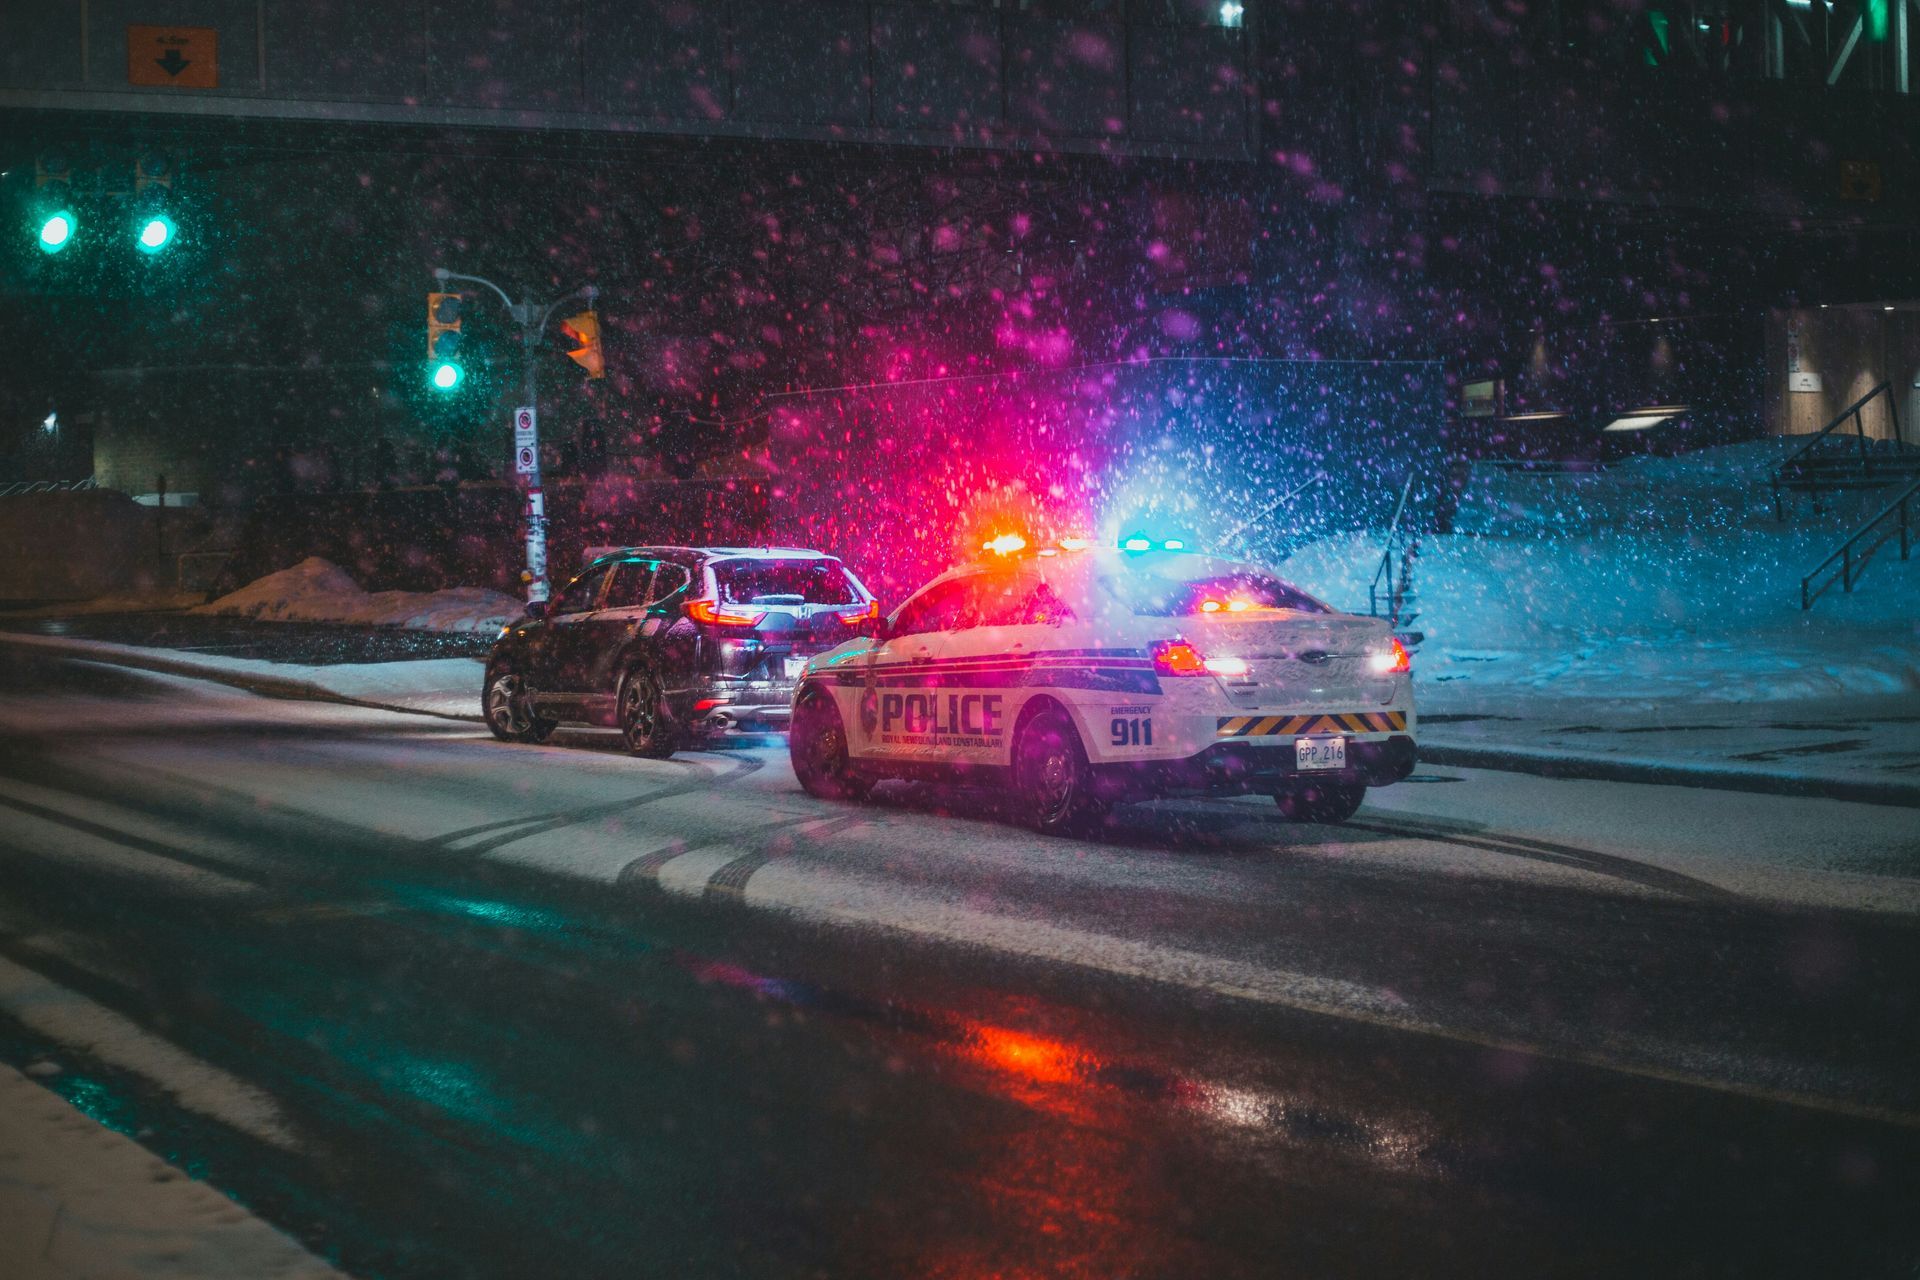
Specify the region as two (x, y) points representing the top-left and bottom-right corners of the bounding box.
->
(0, 491), (167, 600)
(1765, 307), (1920, 442)
(0, 0), (1253, 160)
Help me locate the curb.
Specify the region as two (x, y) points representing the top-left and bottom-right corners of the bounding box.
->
(0, 632), (485, 724)
(11, 631), (1917, 807)
(1419, 742), (1920, 809)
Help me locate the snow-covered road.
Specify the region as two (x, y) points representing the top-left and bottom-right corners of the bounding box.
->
(2, 649), (1917, 1277)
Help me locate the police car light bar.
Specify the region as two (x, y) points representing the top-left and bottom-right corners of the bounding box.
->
(982, 533), (1027, 556)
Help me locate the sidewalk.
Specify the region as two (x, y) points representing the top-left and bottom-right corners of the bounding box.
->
(4, 627), (1918, 806)
(0, 631), (484, 721)
(0, 1066), (345, 1280)
(1419, 691), (1920, 807)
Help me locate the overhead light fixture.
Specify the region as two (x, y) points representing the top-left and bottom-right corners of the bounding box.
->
(1501, 411), (1568, 421)
(1603, 406), (1686, 433)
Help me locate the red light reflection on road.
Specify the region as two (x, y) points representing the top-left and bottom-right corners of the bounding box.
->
(967, 1024), (1089, 1088)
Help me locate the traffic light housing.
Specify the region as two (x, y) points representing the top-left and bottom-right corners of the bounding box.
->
(135, 153), (173, 193)
(33, 154), (74, 254)
(559, 310), (605, 379)
(427, 291), (465, 391)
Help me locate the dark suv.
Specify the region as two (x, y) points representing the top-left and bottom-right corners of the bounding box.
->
(483, 546), (877, 757)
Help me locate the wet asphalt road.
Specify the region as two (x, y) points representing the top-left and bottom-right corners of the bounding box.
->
(1, 651), (1918, 1278)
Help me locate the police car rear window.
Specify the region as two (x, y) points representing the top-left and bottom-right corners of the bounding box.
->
(714, 558), (859, 606)
(1109, 572), (1328, 617)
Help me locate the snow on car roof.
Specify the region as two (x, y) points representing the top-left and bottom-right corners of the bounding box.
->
(581, 545), (838, 564)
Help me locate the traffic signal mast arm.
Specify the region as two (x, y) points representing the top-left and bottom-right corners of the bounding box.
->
(427, 267), (600, 606)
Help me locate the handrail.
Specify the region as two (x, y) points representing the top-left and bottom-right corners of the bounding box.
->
(1772, 381), (1904, 520)
(1801, 473), (1919, 609)
(1368, 474), (1417, 620)
(0, 477), (97, 497)
(1220, 472), (1326, 550)
(1777, 381), (1895, 472)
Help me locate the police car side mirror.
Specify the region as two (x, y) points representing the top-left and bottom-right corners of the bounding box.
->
(524, 600), (549, 621)
(872, 615), (894, 641)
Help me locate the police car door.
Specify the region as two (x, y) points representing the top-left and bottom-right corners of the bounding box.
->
(852, 574), (981, 763)
(965, 567), (1083, 766)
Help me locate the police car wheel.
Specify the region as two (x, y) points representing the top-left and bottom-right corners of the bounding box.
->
(1013, 708), (1102, 837)
(484, 669), (557, 744)
(790, 688), (871, 801)
(1273, 780), (1366, 824)
(619, 667), (676, 759)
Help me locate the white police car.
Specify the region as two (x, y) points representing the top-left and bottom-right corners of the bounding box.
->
(788, 536), (1416, 834)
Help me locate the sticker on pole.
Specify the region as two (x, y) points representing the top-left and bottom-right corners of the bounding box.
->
(514, 444), (537, 475)
(513, 407), (537, 448)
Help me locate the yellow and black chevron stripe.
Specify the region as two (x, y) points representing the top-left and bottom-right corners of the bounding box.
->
(1216, 711), (1407, 738)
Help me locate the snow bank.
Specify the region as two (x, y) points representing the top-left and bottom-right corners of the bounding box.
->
(1281, 444), (1920, 704)
(195, 557), (520, 633)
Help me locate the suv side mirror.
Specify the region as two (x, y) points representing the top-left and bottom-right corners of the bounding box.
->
(524, 599), (549, 621)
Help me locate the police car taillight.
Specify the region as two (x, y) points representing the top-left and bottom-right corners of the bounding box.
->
(1152, 640), (1250, 677)
(1368, 637), (1412, 675)
(686, 599), (768, 627)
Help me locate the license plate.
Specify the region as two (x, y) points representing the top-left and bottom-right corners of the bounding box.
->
(784, 656), (809, 680)
(1295, 736), (1346, 771)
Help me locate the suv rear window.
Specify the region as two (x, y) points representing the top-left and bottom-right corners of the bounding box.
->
(1108, 571), (1328, 617)
(713, 558), (859, 606)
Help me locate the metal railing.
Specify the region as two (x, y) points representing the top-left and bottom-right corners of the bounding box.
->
(1772, 381), (1907, 519)
(1801, 473), (1919, 609)
(0, 477), (98, 496)
(1219, 473), (1326, 552)
(1368, 474), (1417, 622)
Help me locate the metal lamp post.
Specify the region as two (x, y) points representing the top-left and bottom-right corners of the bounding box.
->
(431, 267), (598, 606)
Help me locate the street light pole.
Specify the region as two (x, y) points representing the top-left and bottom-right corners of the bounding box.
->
(431, 267), (598, 607)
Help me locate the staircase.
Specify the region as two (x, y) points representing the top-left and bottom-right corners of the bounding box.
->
(1800, 473), (1920, 609)
(1772, 382), (1917, 518)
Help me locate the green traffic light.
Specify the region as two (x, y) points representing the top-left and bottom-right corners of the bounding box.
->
(38, 212), (74, 253)
(136, 215), (176, 254)
(430, 361), (464, 391)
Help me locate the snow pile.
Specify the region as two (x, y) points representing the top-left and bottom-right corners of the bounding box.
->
(195, 558), (520, 633)
(1281, 443), (1920, 704)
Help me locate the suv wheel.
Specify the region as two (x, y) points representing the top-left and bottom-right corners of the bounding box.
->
(1274, 780), (1366, 824)
(1012, 707), (1104, 837)
(484, 668), (556, 744)
(619, 667), (676, 758)
(789, 687), (871, 801)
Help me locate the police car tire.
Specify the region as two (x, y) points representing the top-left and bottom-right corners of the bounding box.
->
(1013, 707), (1103, 837)
(1273, 780), (1366, 824)
(790, 687), (871, 801)
(484, 666), (558, 744)
(619, 666), (676, 759)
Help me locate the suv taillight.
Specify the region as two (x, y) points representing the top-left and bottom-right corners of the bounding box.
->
(686, 599), (768, 627)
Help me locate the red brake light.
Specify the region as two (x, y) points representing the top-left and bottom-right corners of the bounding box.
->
(834, 600), (880, 624)
(686, 599), (767, 627)
(1151, 639), (1207, 676)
